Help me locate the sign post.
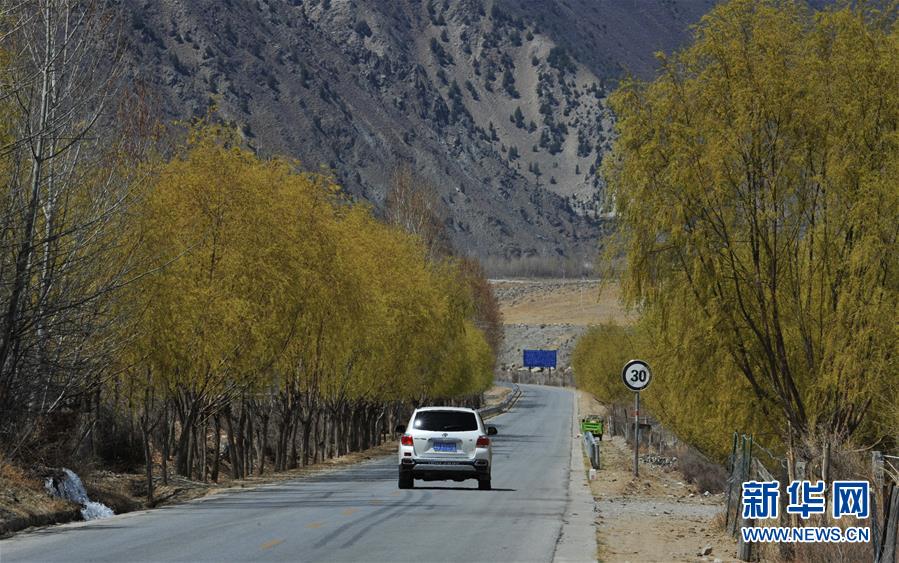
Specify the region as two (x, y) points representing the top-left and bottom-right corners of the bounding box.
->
(621, 359), (652, 477)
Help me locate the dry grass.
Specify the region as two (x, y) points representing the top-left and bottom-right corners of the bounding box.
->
(710, 510), (727, 532)
(754, 516), (873, 563)
(493, 279), (634, 326)
(0, 460), (30, 487)
(577, 389), (608, 421)
(0, 461), (81, 537)
(482, 385), (512, 408)
(678, 446), (728, 494)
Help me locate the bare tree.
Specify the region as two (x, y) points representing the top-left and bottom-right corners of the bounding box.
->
(384, 165), (451, 259)
(0, 0), (134, 458)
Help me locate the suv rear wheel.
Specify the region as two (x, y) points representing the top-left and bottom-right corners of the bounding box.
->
(478, 475), (491, 490)
(398, 472), (414, 489)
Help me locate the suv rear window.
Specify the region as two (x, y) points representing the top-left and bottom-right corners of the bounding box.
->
(413, 411), (478, 432)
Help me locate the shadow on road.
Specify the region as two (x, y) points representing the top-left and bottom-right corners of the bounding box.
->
(412, 486), (516, 492)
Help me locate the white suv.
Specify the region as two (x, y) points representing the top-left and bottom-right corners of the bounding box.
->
(396, 407), (497, 490)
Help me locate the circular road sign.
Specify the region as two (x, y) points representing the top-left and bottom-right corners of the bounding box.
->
(622, 359), (652, 392)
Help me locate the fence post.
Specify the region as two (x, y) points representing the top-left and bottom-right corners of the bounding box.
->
(736, 435), (753, 561)
(873, 450), (898, 563)
(874, 451), (885, 492)
(875, 483), (898, 563)
(725, 432), (738, 532)
(729, 434), (747, 536)
(874, 493), (882, 563)
(883, 485), (898, 563)
(737, 516), (753, 561)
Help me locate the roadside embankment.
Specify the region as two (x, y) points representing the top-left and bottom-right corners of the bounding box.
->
(0, 441), (400, 539)
(0, 463), (81, 538)
(576, 391), (738, 562)
(482, 384), (513, 408)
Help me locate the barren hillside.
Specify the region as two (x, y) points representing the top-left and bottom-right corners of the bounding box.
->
(124, 0), (714, 259)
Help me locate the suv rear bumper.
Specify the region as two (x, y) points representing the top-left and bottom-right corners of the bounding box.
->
(399, 458), (489, 481)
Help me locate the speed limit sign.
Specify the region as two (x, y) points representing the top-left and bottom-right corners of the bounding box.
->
(621, 359), (652, 391)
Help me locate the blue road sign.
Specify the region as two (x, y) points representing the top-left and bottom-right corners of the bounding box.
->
(523, 349), (557, 368)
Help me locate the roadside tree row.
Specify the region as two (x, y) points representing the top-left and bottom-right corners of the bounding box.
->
(111, 124), (495, 495)
(576, 0), (898, 467)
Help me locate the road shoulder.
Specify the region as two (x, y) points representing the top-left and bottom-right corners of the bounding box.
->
(578, 391), (738, 562)
(552, 389), (599, 562)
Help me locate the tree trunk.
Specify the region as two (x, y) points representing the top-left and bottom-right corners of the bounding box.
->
(302, 417), (312, 467)
(290, 418), (300, 469)
(225, 407), (240, 479)
(140, 372), (155, 505)
(142, 426), (154, 505)
(241, 404), (251, 478)
(198, 417), (207, 482)
(257, 411), (269, 476)
(211, 414), (221, 482)
(174, 393), (198, 477)
(161, 404), (170, 485)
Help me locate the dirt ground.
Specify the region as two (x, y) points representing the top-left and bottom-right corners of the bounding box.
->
(578, 391), (738, 563)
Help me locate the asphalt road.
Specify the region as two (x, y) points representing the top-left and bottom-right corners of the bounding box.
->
(1, 385), (591, 562)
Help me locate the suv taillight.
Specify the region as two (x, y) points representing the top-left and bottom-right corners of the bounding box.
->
(401, 435), (414, 446)
(476, 436), (490, 447)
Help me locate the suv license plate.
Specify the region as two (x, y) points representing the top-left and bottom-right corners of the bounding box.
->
(433, 441), (456, 452)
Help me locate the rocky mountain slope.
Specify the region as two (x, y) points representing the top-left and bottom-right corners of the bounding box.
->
(125, 0), (714, 259)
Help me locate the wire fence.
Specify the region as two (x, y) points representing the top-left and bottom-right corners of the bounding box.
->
(596, 400), (899, 562)
(723, 433), (899, 562)
(604, 403), (679, 455)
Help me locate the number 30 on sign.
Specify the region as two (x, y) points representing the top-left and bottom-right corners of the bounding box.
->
(622, 359), (652, 391)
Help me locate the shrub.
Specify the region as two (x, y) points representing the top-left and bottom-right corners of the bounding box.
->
(353, 20), (372, 37)
(677, 447), (727, 494)
(547, 46), (576, 74)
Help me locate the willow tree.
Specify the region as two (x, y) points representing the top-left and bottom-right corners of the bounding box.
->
(121, 123), (331, 477)
(120, 122), (497, 482)
(385, 165), (450, 260)
(572, 323), (639, 406)
(604, 0), (898, 457)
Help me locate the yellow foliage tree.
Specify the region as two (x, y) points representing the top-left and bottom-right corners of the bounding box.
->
(597, 0), (898, 459)
(118, 122), (495, 478)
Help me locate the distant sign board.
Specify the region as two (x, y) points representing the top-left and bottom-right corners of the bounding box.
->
(523, 349), (557, 369)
